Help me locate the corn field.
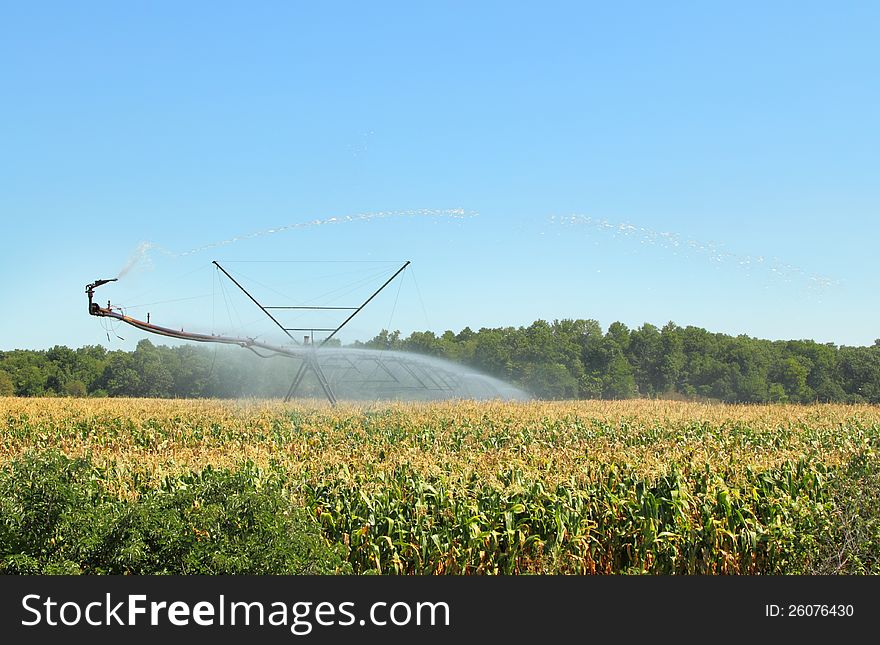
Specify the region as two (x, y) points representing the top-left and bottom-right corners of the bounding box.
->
(2, 397), (879, 574)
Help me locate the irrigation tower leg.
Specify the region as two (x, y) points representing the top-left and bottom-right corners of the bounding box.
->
(283, 361), (308, 403)
(283, 355), (338, 406)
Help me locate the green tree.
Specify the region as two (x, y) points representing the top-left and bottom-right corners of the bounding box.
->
(524, 363), (579, 399)
(839, 346), (880, 403)
(99, 353), (141, 397)
(15, 365), (46, 397)
(776, 356), (812, 402)
(403, 331), (444, 357)
(603, 353), (637, 399)
(63, 380), (88, 397)
(364, 329), (402, 351)
(0, 371), (13, 396)
(658, 322), (685, 393)
(629, 323), (661, 396)
(472, 330), (512, 378)
(129, 340), (173, 397)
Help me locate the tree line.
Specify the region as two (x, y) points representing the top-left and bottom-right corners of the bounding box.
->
(2, 319), (879, 402)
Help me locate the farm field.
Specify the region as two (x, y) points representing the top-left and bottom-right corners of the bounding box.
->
(2, 397), (879, 575)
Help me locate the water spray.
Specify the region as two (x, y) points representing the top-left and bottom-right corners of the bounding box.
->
(552, 214), (839, 292)
(114, 209), (476, 280)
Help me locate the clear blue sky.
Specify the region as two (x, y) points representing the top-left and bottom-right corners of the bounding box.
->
(1, 1), (878, 351)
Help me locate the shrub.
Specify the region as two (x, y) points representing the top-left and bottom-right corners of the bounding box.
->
(0, 451), (349, 575)
(788, 448), (880, 574)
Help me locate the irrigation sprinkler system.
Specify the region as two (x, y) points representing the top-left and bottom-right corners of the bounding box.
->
(86, 260), (414, 405)
(86, 260), (530, 403)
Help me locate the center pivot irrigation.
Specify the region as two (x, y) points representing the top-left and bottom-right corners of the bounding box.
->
(86, 260), (411, 406)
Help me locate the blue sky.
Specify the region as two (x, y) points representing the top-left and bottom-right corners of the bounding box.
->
(1, 1), (878, 351)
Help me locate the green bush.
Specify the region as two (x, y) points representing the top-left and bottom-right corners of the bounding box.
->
(0, 451), (349, 575)
(787, 447), (880, 574)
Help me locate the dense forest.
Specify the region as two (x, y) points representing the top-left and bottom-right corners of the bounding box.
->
(1, 319), (879, 402)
